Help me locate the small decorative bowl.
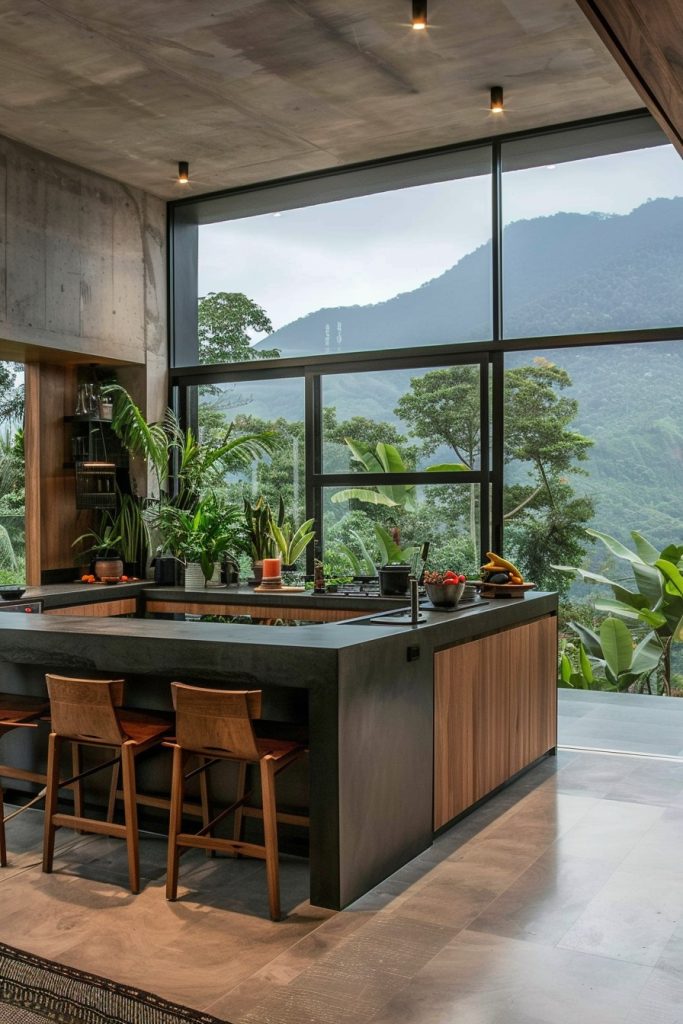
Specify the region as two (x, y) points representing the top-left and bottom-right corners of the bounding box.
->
(425, 581), (466, 608)
(0, 586), (26, 600)
(100, 576), (120, 585)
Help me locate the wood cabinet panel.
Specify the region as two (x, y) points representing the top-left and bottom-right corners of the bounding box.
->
(434, 616), (557, 831)
(45, 599), (136, 618)
(145, 600), (360, 622)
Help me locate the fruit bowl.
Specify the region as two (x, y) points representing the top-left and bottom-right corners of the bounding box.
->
(425, 581), (466, 608)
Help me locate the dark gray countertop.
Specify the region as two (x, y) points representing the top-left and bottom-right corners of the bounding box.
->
(18, 580), (150, 609)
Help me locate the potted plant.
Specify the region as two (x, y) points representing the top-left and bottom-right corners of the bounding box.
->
(267, 497), (315, 570)
(73, 516), (124, 580)
(158, 493), (243, 590)
(244, 496), (280, 583)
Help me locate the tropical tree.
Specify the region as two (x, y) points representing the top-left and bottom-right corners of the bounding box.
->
(395, 358), (595, 589)
(198, 292), (280, 364)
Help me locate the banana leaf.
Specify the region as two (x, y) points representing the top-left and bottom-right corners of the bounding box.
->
(600, 617), (634, 677)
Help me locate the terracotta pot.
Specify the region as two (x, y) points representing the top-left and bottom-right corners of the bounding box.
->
(94, 557), (123, 580)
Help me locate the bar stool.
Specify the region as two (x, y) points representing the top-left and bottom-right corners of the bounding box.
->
(42, 674), (171, 894)
(166, 682), (307, 920)
(0, 692), (49, 865)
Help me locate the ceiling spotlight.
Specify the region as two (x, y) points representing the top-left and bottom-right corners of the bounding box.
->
(412, 0), (427, 30)
(490, 86), (504, 114)
(177, 161), (189, 184)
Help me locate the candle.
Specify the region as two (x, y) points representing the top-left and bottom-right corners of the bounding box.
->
(262, 557), (282, 580)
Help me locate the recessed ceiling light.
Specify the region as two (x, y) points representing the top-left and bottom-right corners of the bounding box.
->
(490, 86), (504, 114)
(177, 161), (189, 184)
(412, 0), (427, 30)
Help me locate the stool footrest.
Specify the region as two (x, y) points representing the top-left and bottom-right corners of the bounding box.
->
(242, 806), (309, 828)
(176, 833), (267, 860)
(52, 813), (127, 839)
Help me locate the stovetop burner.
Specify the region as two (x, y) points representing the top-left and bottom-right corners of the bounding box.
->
(326, 579), (383, 598)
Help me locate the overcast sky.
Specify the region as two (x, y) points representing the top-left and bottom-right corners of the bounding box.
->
(199, 145), (683, 339)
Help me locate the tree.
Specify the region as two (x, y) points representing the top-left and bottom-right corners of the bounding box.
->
(394, 358), (595, 591)
(198, 292), (280, 364)
(395, 366), (482, 552)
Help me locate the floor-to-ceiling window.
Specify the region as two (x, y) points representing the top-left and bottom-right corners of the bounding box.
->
(0, 361), (25, 584)
(170, 110), (683, 754)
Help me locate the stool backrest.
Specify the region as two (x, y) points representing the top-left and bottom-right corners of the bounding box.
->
(45, 674), (125, 745)
(172, 682), (262, 760)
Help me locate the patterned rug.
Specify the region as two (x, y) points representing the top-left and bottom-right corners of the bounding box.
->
(0, 942), (229, 1024)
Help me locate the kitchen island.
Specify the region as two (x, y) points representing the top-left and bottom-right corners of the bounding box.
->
(0, 587), (557, 910)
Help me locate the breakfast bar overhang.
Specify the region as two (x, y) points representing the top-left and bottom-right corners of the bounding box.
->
(0, 590), (558, 910)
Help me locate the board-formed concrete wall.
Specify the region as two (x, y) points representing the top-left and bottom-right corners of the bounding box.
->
(0, 132), (166, 367)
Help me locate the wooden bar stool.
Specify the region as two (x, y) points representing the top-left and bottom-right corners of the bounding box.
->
(42, 674), (171, 894)
(166, 682), (307, 921)
(0, 692), (49, 866)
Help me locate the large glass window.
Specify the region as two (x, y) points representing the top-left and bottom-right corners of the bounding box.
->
(195, 375), (305, 524)
(197, 148), (492, 363)
(502, 120), (683, 338)
(323, 484), (482, 580)
(322, 365), (482, 473)
(0, 361), (25, 584)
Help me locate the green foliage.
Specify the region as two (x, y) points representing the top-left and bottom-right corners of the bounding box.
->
(555, 529), (683, 694)
(106, 384), (277, 507)
(330, 437), (465, 512)
(158, 493), (243, 580)
(72, 518), (123, 561)
(198, 292), (279, 364)
(270, 516), (315, 566)
(244, 495), (281, 561)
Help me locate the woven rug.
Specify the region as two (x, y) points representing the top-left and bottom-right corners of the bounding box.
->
(0, 942), (229, 1024)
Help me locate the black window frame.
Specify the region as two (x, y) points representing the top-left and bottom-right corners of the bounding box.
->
(168, 108), (683, 570)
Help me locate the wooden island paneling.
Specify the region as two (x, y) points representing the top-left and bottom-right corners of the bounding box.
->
(434, 616), (557, 830)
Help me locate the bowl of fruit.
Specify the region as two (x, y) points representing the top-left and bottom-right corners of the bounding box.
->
(423, 570), (467, 608)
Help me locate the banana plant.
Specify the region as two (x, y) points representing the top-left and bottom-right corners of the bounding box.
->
(554, 529), (683, 694)
(330, 438), (466, 510)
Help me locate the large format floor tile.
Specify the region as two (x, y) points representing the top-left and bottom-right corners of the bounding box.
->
(3, 750), (682, 1023)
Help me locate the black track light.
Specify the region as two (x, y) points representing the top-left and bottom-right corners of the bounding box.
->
(412, 0), (427, 30)
(177, 161), (189, 184)
(490, 86), (504, 114)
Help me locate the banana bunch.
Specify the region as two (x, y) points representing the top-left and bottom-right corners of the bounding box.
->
(481, 551), (524, 585)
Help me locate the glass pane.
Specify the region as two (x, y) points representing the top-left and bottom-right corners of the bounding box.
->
(0, 361), (25, 584)
(502, 120), (683, 338)
(322, 483), (481, 579)
(503, 342), (683, 693)
(322, 365), (482, 473)
(195, 378), (306, 570)
(197, 148), (492, 362)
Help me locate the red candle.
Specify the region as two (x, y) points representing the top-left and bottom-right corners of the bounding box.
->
(262, 557), (282, 579)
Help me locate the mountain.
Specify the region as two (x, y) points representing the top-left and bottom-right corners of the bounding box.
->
(257, 197), (683, 357)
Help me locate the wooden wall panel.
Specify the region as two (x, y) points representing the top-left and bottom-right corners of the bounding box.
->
(24, 363), (95, 583)
(575, 0), (683, 156)
(434, 616), (557, 831)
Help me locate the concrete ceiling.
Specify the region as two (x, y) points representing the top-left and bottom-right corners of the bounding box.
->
(0, 0), (640, 199)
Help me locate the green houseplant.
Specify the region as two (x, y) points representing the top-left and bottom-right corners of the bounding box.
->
(73, 517), (123, 579)
(158, 493), (244, 588)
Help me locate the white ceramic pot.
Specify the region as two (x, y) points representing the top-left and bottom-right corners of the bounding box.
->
(205, 562), (226, 588)
(184, 561), (205, 591)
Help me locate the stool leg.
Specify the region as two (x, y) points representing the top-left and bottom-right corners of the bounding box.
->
(198, 757), (214, 859)
(259, 755), (281, 922)
(166, 745), (185, 900)
(120, 742), (140, 895)
(42, 732), (62, 874)
(0, 784), (6, 867)
(71, 743), (84, 830)
(232, 761), (247, 853)
(107, 759), (120, 823)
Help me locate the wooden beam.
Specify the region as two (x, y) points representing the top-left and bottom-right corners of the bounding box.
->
(575, 0), (683, 156)
(24, 365), (41, 586)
